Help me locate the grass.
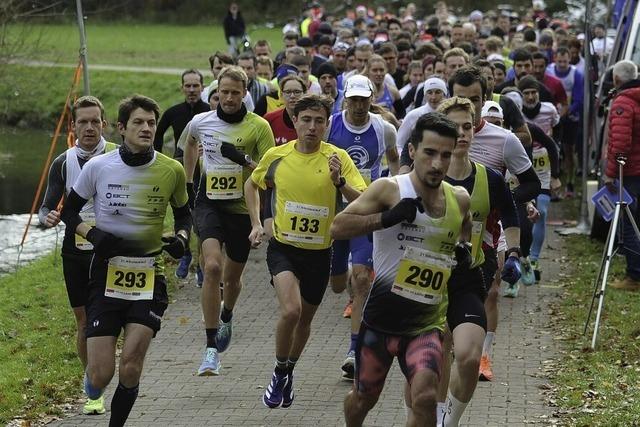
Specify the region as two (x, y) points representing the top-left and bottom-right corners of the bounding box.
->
(0, 64), (181, 130)
(550, 234), (640, 426)
(0, 253), (81, 423)
(18, 24), (283, 68)
(2, 23), (282, 128)
(0, 211), (183, 423)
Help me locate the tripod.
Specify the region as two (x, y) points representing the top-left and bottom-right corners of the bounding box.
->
(584, 156), (640, 349)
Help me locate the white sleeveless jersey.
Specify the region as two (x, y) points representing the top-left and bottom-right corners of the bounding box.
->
(523, 102), (560, 136)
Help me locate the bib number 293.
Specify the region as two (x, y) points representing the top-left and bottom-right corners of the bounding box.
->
(113, 270), (147, 288)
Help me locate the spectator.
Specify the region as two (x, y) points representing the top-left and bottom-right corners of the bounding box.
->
(605, 60), (640, 291)
(223, 2), (246, 56)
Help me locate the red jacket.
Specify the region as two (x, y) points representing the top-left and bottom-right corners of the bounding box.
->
(606, 81), (640, 177)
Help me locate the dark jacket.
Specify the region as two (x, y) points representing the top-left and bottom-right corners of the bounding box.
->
(223, 12), (245, 43)
(606, 79), (640, 177)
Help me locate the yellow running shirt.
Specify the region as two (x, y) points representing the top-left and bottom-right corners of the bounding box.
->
(251, 140), (367, 250)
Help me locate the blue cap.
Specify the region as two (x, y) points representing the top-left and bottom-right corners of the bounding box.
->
(275, 64), (299, 83)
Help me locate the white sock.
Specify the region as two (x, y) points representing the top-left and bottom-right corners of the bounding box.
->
(482, 331), (495, 357)
(436, 401), (445, 425)
(442, 391), (469, 427)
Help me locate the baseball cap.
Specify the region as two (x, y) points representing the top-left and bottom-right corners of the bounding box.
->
(423, 77), (448, 95)
(344, 75), (374, 98)
(275, 64), (299, 83)
(481, 101), (503, 119)
(469, 10), (483, 20)
(333, 41), (350, 52)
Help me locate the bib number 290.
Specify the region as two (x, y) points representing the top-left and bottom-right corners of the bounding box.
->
(405, 265), (444, 290)
(289, 216), (319, 233)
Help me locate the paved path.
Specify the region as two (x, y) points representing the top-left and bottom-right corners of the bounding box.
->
(51, 206), (568, 426)
(9, 59), (183, 75)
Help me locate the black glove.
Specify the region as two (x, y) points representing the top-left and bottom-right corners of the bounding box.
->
(454, 241), (473, 270)
(86, 227), (122, 259)
(220, 142), (248, 166)
(161, 234), (188, 259)
(381, 197), (424, 228)
(186, 182), (196, 209)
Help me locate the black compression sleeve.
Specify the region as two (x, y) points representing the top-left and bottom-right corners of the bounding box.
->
(513, 167), (541, 204)
(154, 109), (172, 152)
(402, 86), (417, 108)
(393, 98), (406, 119)
(400, 140), (412, 168)
(38, 153), (66, 225)
(488, 169), (519, 229)
(60, 189), (88, 233)
(172, 203), (192, 236)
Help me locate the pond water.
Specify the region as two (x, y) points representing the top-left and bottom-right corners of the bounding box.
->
(0, 127), (67, 273)
(0, 126), (65, 214)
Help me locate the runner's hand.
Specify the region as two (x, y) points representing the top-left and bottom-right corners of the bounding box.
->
(44, 210), (61, 228)
(454, 241), (473, 270)
(86, 227), (122, 259)
(381, 197), (424, 228)
(248, 224), (264, 248)
(501, 255), (522, 285)
(186, 183), (196, 209)
(161, 235), (188, 259)
(220, 141), (248, 166)
(328, 153), (342, 184)
(527, 203), (540, 223)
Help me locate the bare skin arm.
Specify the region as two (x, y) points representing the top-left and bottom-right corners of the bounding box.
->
(330, 178), (398, 240)
(183, 133), (199, 183)
(452, 186), (472, 243)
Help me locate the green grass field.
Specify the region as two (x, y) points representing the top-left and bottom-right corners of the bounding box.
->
(21, 24), (283, 68)
(0, 253), (82, 423)
(1, 24), (282, 128)
(551, 235), (640, 425)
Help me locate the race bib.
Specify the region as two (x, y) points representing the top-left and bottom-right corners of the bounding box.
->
(75, 211), (95, 250)
(105, 256), (155, 301)
(206, 164), (243, 199)
(281, 201), (329, 245)
(392, 246), (452, 304)
(533, 151), (550, 174)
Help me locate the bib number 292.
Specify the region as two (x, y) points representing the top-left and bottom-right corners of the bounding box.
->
(210, 176), (237, 190)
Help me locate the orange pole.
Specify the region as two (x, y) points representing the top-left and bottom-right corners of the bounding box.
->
(19, 61), (83, 247)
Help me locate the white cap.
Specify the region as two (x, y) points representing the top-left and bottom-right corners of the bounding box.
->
(344, 75), (374, 98)
(469, 10), (483, 20)
(503, 90), (523, 110)
(487, 53), (504, 63)
(481, 100), (503, 119)
(423, 77), (448, 95)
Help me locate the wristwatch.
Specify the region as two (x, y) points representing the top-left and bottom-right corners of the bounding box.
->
(244, 154), (252, 166)
(334, 176), (346, 188)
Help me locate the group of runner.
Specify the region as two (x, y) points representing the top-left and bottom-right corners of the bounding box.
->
(38, 1), (595, 425)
